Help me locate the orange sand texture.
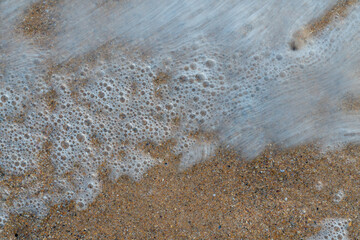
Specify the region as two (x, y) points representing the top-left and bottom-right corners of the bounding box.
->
(1, 144), (359, 239)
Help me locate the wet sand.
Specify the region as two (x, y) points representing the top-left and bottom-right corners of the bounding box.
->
(1, 144), (359, 239)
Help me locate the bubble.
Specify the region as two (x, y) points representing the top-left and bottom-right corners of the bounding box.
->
(76, 133), (85, 142)
(195, 73), (206, 82)
(61, 141), (70, 149)
(0, 95), (8, 102)
(98, 91), (105, 98)
(190, 63), (197, 70)
(205, 59), (216, 68)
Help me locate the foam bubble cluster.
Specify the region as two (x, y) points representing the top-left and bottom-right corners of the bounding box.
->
(308, 218), (351, 240)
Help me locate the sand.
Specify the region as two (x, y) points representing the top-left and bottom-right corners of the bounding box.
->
(1, 143), (359, 239)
